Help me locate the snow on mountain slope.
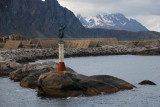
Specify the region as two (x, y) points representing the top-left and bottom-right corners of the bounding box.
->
(77, 13), (148, 32)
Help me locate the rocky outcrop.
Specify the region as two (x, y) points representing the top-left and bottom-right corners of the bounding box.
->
(37, 72), (135, 97)
(0, 0), (160, 40)
(90, 75), (135, 90)
(9, 62), (57, 81)
(0, 61), (22, 76)
(9, 61), (75, 88)
(139, 80), (156, 85)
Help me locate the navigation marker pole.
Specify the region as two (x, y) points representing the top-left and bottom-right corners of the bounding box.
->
(57, 40), (66, 74)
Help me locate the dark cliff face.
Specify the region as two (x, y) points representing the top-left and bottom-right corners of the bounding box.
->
(0, 0), (85, 38)
(0, 0), (160, 40)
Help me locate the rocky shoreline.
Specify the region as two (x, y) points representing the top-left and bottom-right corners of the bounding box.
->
(0, 45), (160, 63)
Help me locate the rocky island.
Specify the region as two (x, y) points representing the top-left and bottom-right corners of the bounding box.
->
(37, 71), (135, 97)
(0, 46), (137, 97)
(8, 61), (135, 97)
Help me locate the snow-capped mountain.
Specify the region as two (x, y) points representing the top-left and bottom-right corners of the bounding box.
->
(77, 13), (148, 32)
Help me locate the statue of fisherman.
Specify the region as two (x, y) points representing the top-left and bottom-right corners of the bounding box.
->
(58, 25), (65, 43)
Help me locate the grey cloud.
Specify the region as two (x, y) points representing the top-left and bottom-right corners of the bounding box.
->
(58, 0), (160, 16)
(58, 0), (160, 31)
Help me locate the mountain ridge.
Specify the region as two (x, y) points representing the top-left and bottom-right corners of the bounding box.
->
(0, 0), (160, 41)
(77, 13), (148, 32)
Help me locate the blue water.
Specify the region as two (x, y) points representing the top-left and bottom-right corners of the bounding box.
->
(1, 55), (160, 107)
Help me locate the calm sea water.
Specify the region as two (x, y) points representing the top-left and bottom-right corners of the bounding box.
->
(0, 55), (160, 107)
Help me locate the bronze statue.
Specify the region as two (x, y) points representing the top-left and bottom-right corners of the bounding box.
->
(58, 25), (65, 39)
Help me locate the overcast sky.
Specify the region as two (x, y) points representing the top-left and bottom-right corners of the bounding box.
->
(57, 0), (160, 32)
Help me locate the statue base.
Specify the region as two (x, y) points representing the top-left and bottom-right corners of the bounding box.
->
(58, 39), (65, 44)
(57, 62), (66, 74)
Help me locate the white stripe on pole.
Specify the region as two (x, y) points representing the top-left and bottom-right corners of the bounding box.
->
(59, 43), (64, 62)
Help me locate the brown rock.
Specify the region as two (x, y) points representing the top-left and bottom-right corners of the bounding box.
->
(20, 73), (39, 88)
(1, 61), (22, 71)
(37, 72), (135, 97)
(0, 61), (22, 76)
(139, 80), (156, 85)
(0, 72), (10, 76)
(19, 66), (75, 88)
(9, 61), (76, 88)
(9, 62), (57, 81)
(90, 75), (135, 90)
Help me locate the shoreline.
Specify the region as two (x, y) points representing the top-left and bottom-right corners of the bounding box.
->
(1, 45), (160, 63)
